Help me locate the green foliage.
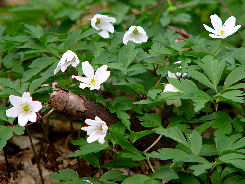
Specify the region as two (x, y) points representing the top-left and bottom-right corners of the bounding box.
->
(0, 0), (245, 183)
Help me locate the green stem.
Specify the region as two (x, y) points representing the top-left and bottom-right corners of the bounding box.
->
(213, 39), (222, 56)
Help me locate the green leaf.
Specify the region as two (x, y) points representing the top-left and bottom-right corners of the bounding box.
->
(221, 90), (244, 103)
(187, 70), (214, 90)
(29, 63), (56, 93)
(146, 148), (188, 160)
(219, 153), (245, 171)
(155, 127), (189, 148)
(122, 175), (150, 184)
(103, 157), (139, 168)
(22, 57), (56, 82)
(198, 55), (225, 90)
(224, 66), (245, 89)
(69, 142), (109, 157)
(148, 89), (162, 100)
(100, 170), (126, 182)
(0, 126), (13, 141)
(190, 163), (214, 176)
(13, 126), (25, 135)
(110, 132), (142, 156)
(116, 111), (131, 130)
(188, 130), (202, 155)
(215, 134), (245, 155)
(128, 130), (154, 143)
(143, 178), (162, 184)
(138, 113), (162, 128)
(151, 166), (179, 180)
(64, 30), (82, 50)
(49, 169), (79, 181)
(0, 139), (7, 151)
(24, 24), (43, 39)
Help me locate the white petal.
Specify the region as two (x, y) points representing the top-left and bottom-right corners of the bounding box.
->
(87, 133), (100, 143)
(60, 62), (70, 72)
(82, 61), (94, 79)
(85, 119), (99, 126)
(81, 126), (96, 133)
(163, 84), (180, 92)
(226, 25), (241, 37)
(79, 83), (90, 89)
(99, 22), (114, 33)
(57, 55), (66, 66)
(6, 107), (21, 118)
(98, 136), (105, 144)
(123, 32), (130, 45)
(98, 30), (110, 38)
(95, 116), (103, 123)
(89, 83), (100, 90)
(54, 65), (61, 75)
(65, 50), (76, 61)
(174, 61), (182, 64)
(72, 75), (89, 83)
(203, 24), (217, 34)
(30, 101), (42, 112)
(210, 14), (223, 31)
(100, 15), (116, 23)
(28, 112), (37, 122)
(168, 71), (177, 78)
(9, 95), (22, 106)
(18, 113), (29, 126)
(131, 34), (147, 43)
(22, 92), (32, 102)
(136, 26), (147, 35)
(91, 15), (99, 30)
(94, 65), (110, 84)
(223, 16), (236, 29)
(209, 34), (226, 39)
(128, 26), (136, 33)
(71, 56), (80, 67)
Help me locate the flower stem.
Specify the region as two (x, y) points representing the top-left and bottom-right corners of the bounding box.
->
(213, 39), (222, 56)
(144, 134), (163, 152)
(146, 157), (155, 172)
(26, 127), (44, 184)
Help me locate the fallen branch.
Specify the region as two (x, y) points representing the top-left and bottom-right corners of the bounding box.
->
(48, 88), (175, 151)
(48, 88), (118, 125)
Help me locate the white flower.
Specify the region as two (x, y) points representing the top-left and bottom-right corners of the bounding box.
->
(123, 26), (148, 45)
(81, 116), (108, 144)
(91, 14), (116, 38)
(163, 84), (181, 107)
(168, 61), (188, 79)
(72, 61), (110, 90)
(6, 92), (42, 127)
(54, 50), (80, 75)
(203, 14), (241, 39)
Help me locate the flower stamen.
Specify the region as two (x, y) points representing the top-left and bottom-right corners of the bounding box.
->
(95, 18), (100, 25)
(220, 30), (224, 35)
(91, 78), (96, 84)
(133, 27), (138, 34)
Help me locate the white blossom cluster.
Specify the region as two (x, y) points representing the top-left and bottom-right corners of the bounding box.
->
(6, 13), (241, 145)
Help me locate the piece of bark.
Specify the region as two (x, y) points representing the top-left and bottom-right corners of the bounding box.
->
(48, 89), (118, 125)
(48, 88), (175, 151)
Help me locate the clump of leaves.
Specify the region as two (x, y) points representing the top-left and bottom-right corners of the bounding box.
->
(0, 0), (245, 183)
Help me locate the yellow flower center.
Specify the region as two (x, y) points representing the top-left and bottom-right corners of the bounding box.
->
(23, 105), (30, 112)
(95, 18), (100, 25)
(91, 78), (96, 84)
(220, 30), (224, 35)
(133, 27), (138, 34)
(100, 125), (103, 131)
